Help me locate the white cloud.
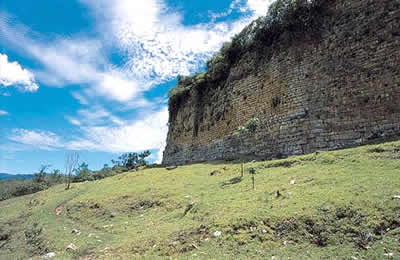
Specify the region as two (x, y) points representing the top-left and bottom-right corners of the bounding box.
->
(9, 129), (62, 151)
(10, 107), (168, 162)
(0, 16), (142, 104)
(80, 0), (270, 87)
(65, 116), (81, 126)
(246, 0), (274, 17)
(209, 0), (273, 21)
(67, 107), (168, 155)
(71, 92), (89, 105)
(0, 53), (39, 92)
(95, 71), (143, 103)
(155, 142), (166, 164)
(209, 0), (243, 21)
(0, 110), (8, 116)
(75, 106), (125, 126)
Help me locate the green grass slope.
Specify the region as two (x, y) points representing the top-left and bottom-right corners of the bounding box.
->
(1, 141), (400, 259)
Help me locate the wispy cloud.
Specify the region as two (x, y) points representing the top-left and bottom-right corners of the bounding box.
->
(9, 107), (168, 161)
(68, 107), (168, 155)
(0, 110), (8, 116)
(66, 106), (125, 127)
(65, 116), (81, 126)
(81, 0), (256, 87)
(245, 0), (274, 17)
(0, 14), (143, 104)
(9, 129), (62, 151)
(0, 53), (39, 92)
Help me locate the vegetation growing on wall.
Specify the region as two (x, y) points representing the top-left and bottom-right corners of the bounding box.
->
(234, 117), (261, 135)
(168, 0), (328, 104)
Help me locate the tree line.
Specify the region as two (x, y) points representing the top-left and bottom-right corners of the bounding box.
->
(0, 151), (152, 201)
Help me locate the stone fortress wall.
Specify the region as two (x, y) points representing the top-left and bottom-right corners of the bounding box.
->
(163, 0), (400, 165)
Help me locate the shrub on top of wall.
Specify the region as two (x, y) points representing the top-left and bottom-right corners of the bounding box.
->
(168, 0), (329, 103)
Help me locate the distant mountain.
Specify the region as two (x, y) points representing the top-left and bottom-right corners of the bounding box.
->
(0, 173), (34, 181)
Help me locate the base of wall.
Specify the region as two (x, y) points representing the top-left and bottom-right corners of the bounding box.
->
(163, 125), (400, 166)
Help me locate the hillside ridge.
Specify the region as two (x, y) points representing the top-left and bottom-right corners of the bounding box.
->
(1, 140), (400, 259)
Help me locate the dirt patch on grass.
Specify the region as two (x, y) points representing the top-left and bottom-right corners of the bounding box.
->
(210, 170), (221, 176)
(221, 204), (400, 250)
(111, 194), (167, 214)
(66, 201), (111, 220)
(28, 199), (42, 208)
(75, 246), (97, 260)
(24, 223), (49, 255)
(273, 208), (356, 247)
(112, 198), (165, 216)
(262, 160), (299, 169)
(129, 200), (163, 211)
(226, 219), (274, 245)
(368, 146), (400, 159)
(368, 148), (387, 153)
(221, 176), (243, 187)
(129, 225), (210, 256)
(163, 225), (209, 255)
(0, 226), (9, 242)
(392, 146), (400, 153)
(3, 212), (32, 227)
(0, 228), (10, 249)
(0, 233), (9, 241)
(56, 205), (63, 216)
(0, 212), (33, 253)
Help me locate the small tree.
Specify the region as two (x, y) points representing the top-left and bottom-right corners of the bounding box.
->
(111, 159), (119, 166)
(33, 165), (50, 183)
(115, 151), (151, 171)
(138, 150), (151, 166)
(234, 118), (260, 177)
(248, 167), (256, 190)
(74, 162), (93, 182)
(65, 152), (79, 190)
(49, 169), (63, 184)
(93, 164), (113, 180)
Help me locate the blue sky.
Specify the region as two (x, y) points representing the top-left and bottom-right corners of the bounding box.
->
(0, 0), (271, 174)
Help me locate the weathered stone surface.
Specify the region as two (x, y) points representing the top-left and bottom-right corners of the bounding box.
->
(163, 0), (400, 165)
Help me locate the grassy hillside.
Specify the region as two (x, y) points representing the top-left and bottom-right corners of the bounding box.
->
(1, 141), (399, 259)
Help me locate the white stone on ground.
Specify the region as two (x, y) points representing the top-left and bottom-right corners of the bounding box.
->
(42, 252), (56, 259)
(213, 231), (222, 237)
